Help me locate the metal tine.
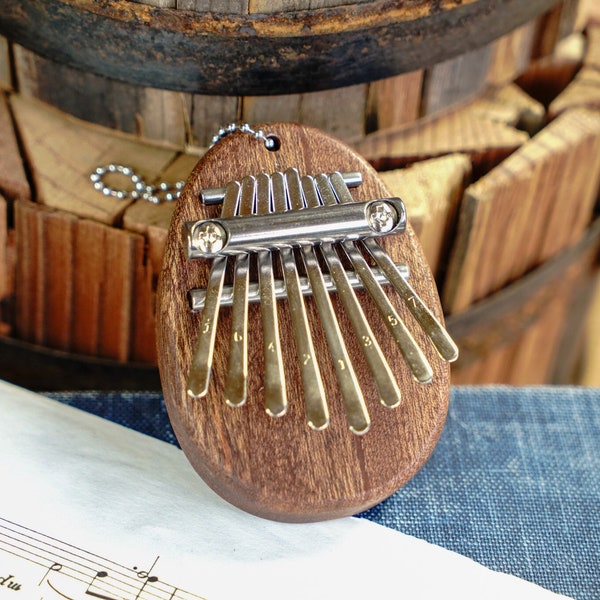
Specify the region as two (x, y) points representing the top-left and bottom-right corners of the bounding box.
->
(287, 169), (370, 435)
(256, 173), (288, 418)
(223, 175), (255, 407)
(330, 172), (459, 363)
(187, 180), (241, 398)
(272, 172), (329, 431)
(312, 174), (402, 408)
(327, 172), (434, 384)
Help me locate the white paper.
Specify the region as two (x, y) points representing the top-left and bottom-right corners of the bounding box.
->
(0, 380), (570, 599)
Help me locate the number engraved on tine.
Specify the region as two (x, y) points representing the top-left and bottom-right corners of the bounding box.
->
(292, 170), (369, 434)
(187, 180), (241, 399)
(328, 172), (435, 384)
(314, 174), (402, 408)
(256, 173), (288, 418)
(276, 170), (328, 430)
(224, 176), (255, 408)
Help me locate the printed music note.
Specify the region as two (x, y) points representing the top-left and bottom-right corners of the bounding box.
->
(0, 517), (207, 600)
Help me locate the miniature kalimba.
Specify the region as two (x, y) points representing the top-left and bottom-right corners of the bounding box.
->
(157, 123), (457, 522)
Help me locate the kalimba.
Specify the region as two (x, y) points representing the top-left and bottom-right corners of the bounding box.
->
(157, 123), (457, 522)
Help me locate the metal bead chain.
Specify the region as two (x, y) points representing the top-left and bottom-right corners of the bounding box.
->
(210, 122), (278, 150)
(89, 164), (185, 204)
(90, 123), (276, 204)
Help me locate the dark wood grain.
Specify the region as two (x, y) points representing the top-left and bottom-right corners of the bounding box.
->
(0, 0), (561, 95)
(156, 123), (450, 521)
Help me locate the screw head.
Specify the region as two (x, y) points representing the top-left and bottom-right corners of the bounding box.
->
(190, 221), (227, 255)
(366, 201), (398, 233)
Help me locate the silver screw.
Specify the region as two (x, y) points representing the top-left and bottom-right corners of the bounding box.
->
(190, 221), (227, 255)
(366, 201), (398, 233)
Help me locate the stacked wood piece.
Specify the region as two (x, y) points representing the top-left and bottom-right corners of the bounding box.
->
(0, 5), (599, 388)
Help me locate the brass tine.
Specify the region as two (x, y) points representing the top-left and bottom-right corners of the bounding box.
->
(329, 172), (459, 364)
(327, 173), (434, 383)
(187, 180), (241, 398)
(223, 176), (256, 407)
(285, 169), (369, 435)
(271, 172), (329, 431)
(312, 174), (402, 408)
(256, 173), (288, 418)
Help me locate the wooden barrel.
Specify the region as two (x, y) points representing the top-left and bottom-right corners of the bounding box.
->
(1, 0), (599, 392)
(0, 0), (569, 146)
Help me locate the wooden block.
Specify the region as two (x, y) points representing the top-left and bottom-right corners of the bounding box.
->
(446, 218), (600, 384)
(580, 278), (600, 386)
(547, 25), (600, 116)
(421, 43), (495, 116)
(0, 92), (31, 201)
(487, 21), (537, 86)
(378, 154), (472, 279)
(190, 94), (239, 148)
(0, 36), (11, 90)
(72, 219), (155, 363)
(13, 44), (190, 147)
(485, 84), (545, 134)
(533, 0), (580, 59)
(123, 152), (201, 277)
(548, 38), (600, 116)
(354, 102), (529, 173)
(586, 25), (600, 69)
(14, 199), (156, 362)
(136, 87), (191, 147)
(443, 107), (600, 314)
(14, 200), (77, 349)
(365, 70), (423, 132)
(0, 194), (13, 336)
(0, 195), (6, 301)
(298, 85), (368, 141)
(242, 94), (302, 128)
(10, 94), (178, 225)
(576, 0), (600, 28)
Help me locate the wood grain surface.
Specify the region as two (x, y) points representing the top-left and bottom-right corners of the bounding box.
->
(156, 123), (451, 521)
(0, 0), (560, 95)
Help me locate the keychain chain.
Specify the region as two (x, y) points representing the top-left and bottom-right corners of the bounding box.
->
(90, 123), (277, 204)
(210, 122), (278, 150)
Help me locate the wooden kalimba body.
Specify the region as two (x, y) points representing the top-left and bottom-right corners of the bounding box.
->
(157, 123), (457, 521)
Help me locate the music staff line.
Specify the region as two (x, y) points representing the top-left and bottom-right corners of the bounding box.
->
(0, 517), (207, 600)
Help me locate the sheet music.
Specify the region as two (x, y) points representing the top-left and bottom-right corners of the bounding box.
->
(0, 380), (570, 599)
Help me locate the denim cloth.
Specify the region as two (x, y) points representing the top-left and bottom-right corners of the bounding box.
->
(47, 386), (600, 600)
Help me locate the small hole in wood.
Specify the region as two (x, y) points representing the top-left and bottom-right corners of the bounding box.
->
(265, 135), (281, 151)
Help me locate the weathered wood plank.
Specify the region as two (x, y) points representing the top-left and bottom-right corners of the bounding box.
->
(14, 45), (190, 147)
(123, 152), (200, 277)
(548, 26), (600, 116)
(365, 70), (423, 132)
(443, 107), (600, 314)
(421, 43), (494, 116)
(0, 92), (30, 201)
(10, 94), (178, 225)
(378, 154), (471, 279)
(354, 101), (529, 173)
(486, 21), (537, 86)
(0, 35), (10, 89)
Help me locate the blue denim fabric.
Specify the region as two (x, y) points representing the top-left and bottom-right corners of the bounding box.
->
(47, 386), (600, 600)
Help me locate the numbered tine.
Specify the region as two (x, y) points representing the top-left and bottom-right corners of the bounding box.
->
(256, 173), (288, 418)
(223, 176), (256, 408)
(187, 181), (241, 398)
(327, 173), (434, 384)
(286, 169), (369, 435)
(185, 166), (457, 432)
(273, 172), (329, 431)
